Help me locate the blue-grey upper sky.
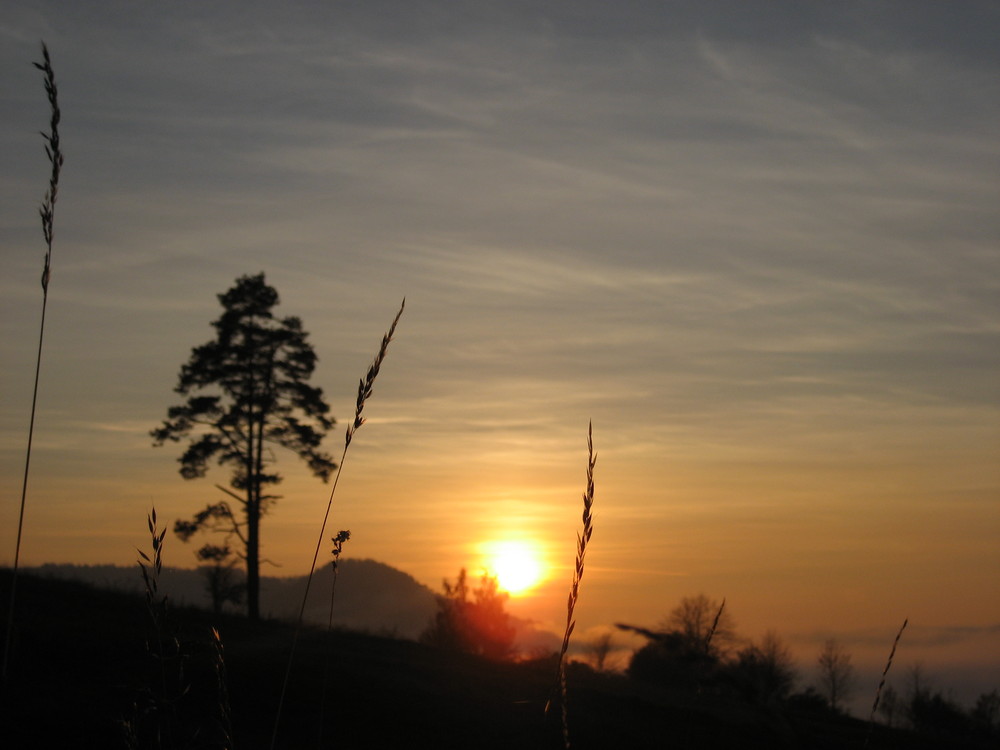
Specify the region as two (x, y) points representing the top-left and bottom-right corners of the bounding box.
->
(1, 0), (998, 694)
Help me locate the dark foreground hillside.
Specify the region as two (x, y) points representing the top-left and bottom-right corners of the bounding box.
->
(0, 571), (990, 749)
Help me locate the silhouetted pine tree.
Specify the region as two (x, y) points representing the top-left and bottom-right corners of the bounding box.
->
(152, 273), (335, 619)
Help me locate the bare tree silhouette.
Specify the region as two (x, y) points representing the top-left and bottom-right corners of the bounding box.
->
(817, 638), (857, 713)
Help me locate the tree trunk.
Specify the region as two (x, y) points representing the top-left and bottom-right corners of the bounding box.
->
(246, 497), (259, 620)
(245, 324), (261, 621)
(249, 408), (267, 621)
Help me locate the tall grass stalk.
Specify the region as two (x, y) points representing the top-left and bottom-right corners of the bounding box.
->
(209, 626), (235, 750)
(2, 42), (64, 685)
(270, 300), (404, 750)
(705, 598), (726, 654)
(548, 422), (596, 750)
(865, 617), (907, 748)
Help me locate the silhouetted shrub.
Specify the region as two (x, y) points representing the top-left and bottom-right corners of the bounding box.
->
(421, 568), (515, 660)
(625, 631), (720, 693)
(909, 688), (971, 737)
(788, 687), (830, 715)
(722, 631), (796, 708)
(971, 690), (1000, 738)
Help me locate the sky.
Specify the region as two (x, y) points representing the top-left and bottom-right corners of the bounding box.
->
(1, 0), (998, 706)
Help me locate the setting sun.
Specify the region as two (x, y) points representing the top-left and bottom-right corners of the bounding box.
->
(483, 540), (545, 596)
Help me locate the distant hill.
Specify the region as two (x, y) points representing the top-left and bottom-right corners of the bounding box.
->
(24, 561), (562, 652)
(27, 559), (438, 639)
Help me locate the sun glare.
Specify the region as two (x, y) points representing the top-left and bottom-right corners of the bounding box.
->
(484, 539), (545, 596)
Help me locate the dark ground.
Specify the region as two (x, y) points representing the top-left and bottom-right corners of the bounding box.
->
(0, 571), (991, 749)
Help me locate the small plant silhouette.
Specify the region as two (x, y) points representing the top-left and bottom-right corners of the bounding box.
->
(318, 530), (351, 746)
(124, 508), (185, 750)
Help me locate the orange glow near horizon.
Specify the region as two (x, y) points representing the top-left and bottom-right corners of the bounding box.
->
(480, 539), (546, 596)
